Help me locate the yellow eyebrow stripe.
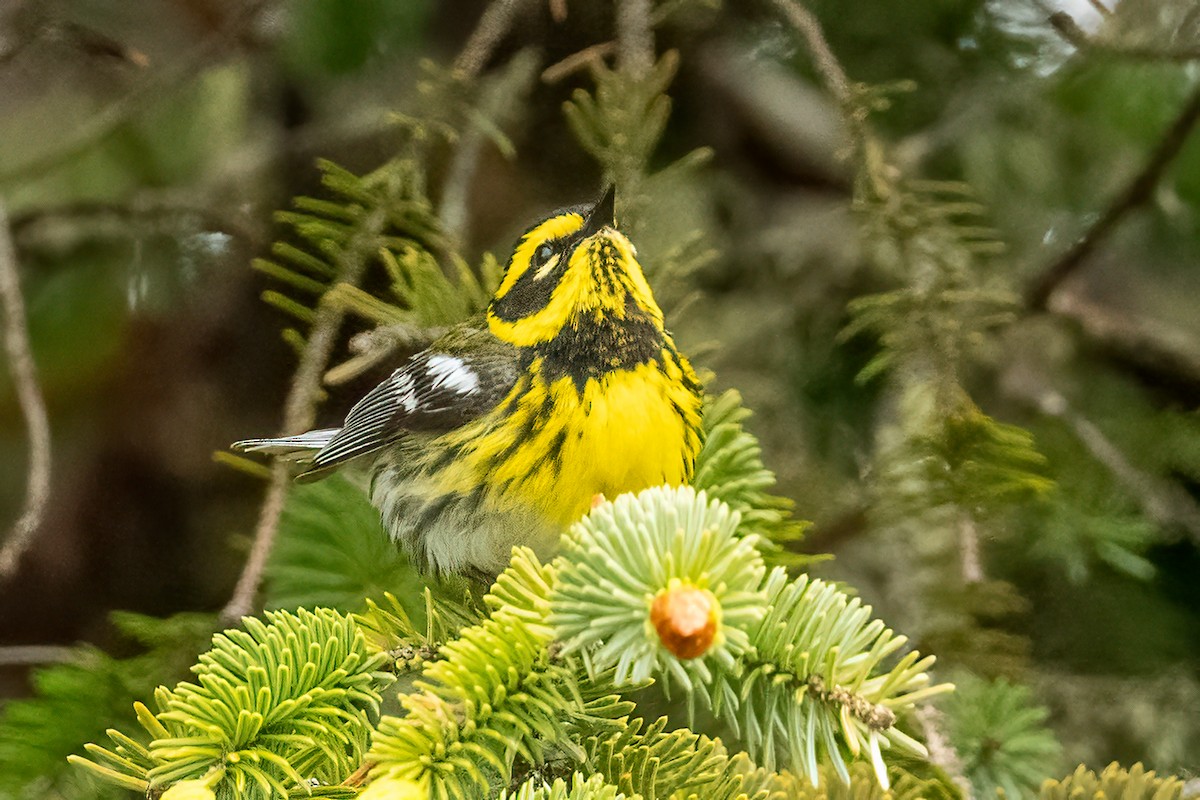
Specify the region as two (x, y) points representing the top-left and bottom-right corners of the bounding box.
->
(496, 212), (584, 297)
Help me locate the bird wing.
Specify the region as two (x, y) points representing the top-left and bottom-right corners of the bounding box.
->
(301, 321), (520, 478)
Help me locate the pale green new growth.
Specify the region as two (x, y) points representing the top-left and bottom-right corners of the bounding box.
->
(759, 761), (961, 800)
(580, 716), (765, 800)
(500, 773), (626, 800)
(70, 609), (392, 799)
(367, 549), (580, 800)
(551, 486), (766, 691)
(73, 486), (953, 799)
(715, 570), (948, 788)
(1036, 763), (1182, 800)
(363, 488), (948, 797)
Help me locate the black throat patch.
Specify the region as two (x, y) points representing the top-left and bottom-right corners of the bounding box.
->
(528, 293), (665, 392)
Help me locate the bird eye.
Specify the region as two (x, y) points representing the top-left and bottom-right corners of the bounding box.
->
(535, 244), (554, 266)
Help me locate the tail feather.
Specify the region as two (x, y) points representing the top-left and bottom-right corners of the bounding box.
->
(232, 428), (339, 459)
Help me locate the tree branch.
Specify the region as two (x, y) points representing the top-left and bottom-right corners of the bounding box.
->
(766, 0), (852, 105)
(914, 705), (973, 799)
(452, 0), (528, 79)
(1049, 11), (1200, 63)
(440, 0), (536, 246)
(10, 196), (263, 251)
(541, 41), (616, 84)
(1050, 289), (1200, 398)
(0, 200), (52, 579)
(0, 644), (77, 666)
(220, 206), (387, 624)
(616, 0), (654, 75)
(1004, 373), (1200, 546)
(1025, 83), (1200, 310)
(958, 514), (984, 585)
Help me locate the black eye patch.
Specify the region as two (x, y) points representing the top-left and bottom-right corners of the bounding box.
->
(491, 238), (573, 322)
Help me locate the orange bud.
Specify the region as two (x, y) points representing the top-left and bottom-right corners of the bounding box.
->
(591, 493), (607, 509)
(650, 584), (718, 659)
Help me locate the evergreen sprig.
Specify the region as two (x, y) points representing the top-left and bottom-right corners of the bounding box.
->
(1025, 495), (1157, 583)
(355, 586), (484, 674)
(253, 157), (446, 355)
(550, 486), (767, 692)
(760, 761), (961, 800)
(563, 49), (715, 309)
(366, 484), (948, 797)
(580, 716), (764, 800)
(714, 569), (948, 787)
(563, 53), (679, 203)
(942, 675), (1061, 800)
(499, 773), (626, 800)
(844, 176), (1014, 388)
(72, 608), (392, 799)
(877, 400), (1053, 521)
(367, 549), (584, 800)
(1037, 763), (1183, 800)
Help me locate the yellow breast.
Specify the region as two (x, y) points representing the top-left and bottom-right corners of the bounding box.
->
(437, 353), (703, 528)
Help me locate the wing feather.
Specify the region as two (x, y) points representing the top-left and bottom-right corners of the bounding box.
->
(302, 323), (519, 476)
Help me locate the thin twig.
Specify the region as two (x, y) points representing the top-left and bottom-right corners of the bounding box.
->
(439, 49), (540, 244)
(0, 644), (78, 666)
(452, 0), (527, 79)
(11, 196), (263, 250)
(616, 0), (654, 74)
(222, 462), (290, 624)
(767, 0), (851, 104)
(341, 760), (376, 788)
(439, 0), (537, 245)
(542, 41), (616, 84)
(220, 207), (387, 624)
(1051, 289), (1200, 398)
(0, 16), (150, 70)
(914, 705), (973, 799)
(1033, 389), (1200, 545)
(1049, 11), (1200, 62)
(0, 201), (52, 580)
(1026, 83), (1200, 310)
(325, 323), (445, 386)
(438, 131), (489, 246)
(958, 513), (984, 584)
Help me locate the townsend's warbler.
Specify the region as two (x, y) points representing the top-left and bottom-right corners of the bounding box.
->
(235, 188), (703, 577)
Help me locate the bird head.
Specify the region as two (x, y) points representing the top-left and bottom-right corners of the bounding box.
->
(487, 188), (664, 347)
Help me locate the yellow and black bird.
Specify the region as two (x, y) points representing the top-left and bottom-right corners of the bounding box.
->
(235, 188), (703, 577)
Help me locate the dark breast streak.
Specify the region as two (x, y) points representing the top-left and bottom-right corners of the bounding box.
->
(529, 294), (665, 392)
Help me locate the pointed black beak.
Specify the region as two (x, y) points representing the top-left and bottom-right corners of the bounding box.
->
(580, 185), (616, 239)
